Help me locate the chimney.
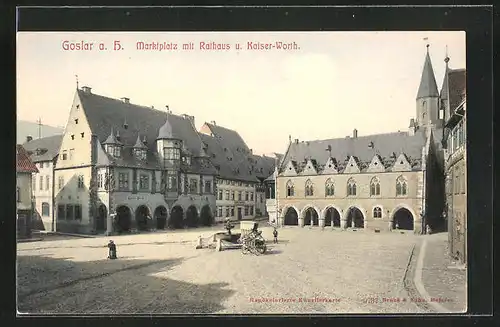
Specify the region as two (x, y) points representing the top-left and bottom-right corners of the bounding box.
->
(26, 135), (33, 143)
(81, 86), (92, 94)
(120, 97), (130, 104)
(210, 120), (216, 126)
(294, 139), (299, 144)
(353, 129), (358, 138)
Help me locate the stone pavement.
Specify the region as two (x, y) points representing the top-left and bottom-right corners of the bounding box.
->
(413, 232), (467, 313)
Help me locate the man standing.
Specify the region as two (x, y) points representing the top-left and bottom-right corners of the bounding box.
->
(273, 227), (278, 244)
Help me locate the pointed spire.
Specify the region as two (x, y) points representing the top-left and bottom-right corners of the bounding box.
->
(134, 133), (147, 149)
(75, 75), (79, 89)
(441, 46), (451, 100)
(416, 44), (439, 99)
(157, 112), (174, 140)
(103, 127), (120, 145)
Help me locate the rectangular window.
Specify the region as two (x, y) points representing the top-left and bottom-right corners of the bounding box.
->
(66, 204), (74, 220)
(225, 190), (230, 200)
(231, 207), (234, 217)
(245, 192), (249, 201)
(250, 192), (254, 201)
(69, 149), (75, 160)
(238, 191), (242, 201)
(139, 174), (149, 190)
(189, 178), (198, 193)
(98, 174), (102, 188)
(58, 176), (64, 190)
(244, 206), (249, 216)
(39, 176), (43, 190)
(78, 175), (84, 189)
(74, 204), (82, 220)
(166, 171), (178, 192)
(163, 147), (180, 160)
(218, 190), (223, 200)
(118, 172), (129, 191)
(231, 191), (235, 201)
(62, 151), (67, 160)
(42, 203), (50, 216)
(57, 204), (65, 220)
(218, 207), (223, 217)
(46, 176), (50, 190)
(250, 206), (254, 216)
(113, 146), (121, 157)
(204, 181), (211, 193)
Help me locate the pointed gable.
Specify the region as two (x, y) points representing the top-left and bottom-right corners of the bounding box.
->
(342, 156), (360, 174)
(416, 47), (439, 99)
(282, 160), (298, 176)
(300, 158), (318, 175)
(322, 157), (338, 174)
(392, 153), (412, 172)
(366, 154), (386, 173)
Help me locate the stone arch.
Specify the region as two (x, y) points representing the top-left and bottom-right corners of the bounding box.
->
(301, 205), (320, 226)
(96, 204), (107, 232)
(186, 205), (199, 228)
(115, 205), (132, 233)
(390, 205), (416, 231)
(344, 206), (366, 228)
(135, 205), (152, 231)
(282, 206), (299, 226)
(169, 205), (184, 229)
(200, 205), (213, 226)
(322, 205), (341, 227)
(154, 205), (168, 230)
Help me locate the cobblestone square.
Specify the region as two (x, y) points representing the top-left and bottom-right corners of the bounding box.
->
(18, 227), (436, 314)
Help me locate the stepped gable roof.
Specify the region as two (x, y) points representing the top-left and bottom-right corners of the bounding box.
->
(22, 135), (62, 162)
(448, 69), (466, 112)
(280, 130), (427, 174)
(199, 133), (259, 183)
(416, 49), (439, 99)
(77, 89), (203, 156)
(17, 145), (39, 173)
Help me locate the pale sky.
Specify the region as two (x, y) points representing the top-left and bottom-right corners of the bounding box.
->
(17, 31), (465, 155)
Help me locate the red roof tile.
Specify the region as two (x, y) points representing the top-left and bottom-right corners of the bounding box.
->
(16, 144), (38, 173)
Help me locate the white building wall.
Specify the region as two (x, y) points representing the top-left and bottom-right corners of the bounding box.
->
(32, 160), (55, 231)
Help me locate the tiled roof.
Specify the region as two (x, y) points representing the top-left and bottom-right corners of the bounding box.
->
(249, 154), (276, 179)
(199, 133), (259, 183)
(16, 145), (39, 173)
(416, 50), (439, 99)
(78, 89), (214, 174)
(22, 135), (62, 162)
(447, 69), (466, 112)
(205, 122), (250, 154)
(280, 129), (428, 174)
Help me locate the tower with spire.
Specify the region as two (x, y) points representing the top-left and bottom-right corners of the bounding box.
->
(416, 44), (441, 129)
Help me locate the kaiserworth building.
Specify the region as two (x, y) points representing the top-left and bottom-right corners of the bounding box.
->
(273, 46), (451, 234)
(54, 86), (217, 234)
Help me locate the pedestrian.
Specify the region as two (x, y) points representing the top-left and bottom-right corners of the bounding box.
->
(107, 240), (117, 259)
(426, 224), (432, 235)
(273, 227), (278, 244)
(395, 222), (399, 230)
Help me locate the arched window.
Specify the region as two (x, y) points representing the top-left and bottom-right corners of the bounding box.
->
(370, 177), (381, 196)
(305, 179), (314, 196)
(42, 202), (50, 216)
(396, 175), (408, 196)
(286, 180), (294, 197)
(325, 178), (335, 196)
(373, 207), (382, 218)
(347, 178), (357, 196)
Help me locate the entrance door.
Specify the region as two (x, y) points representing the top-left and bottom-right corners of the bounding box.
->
(237, 207), (242, 220)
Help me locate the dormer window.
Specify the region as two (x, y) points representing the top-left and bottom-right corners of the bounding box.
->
(134, 148), (147, 161)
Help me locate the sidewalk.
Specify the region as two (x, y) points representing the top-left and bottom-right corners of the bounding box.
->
(414, 233), (467, 313)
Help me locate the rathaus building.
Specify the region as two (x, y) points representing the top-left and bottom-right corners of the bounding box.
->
(269, 46), (462, 234)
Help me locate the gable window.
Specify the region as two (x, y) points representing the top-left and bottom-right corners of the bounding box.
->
(305, 179), (314, 196)
(204, 180), (211, 193)
(370, 177), (381, 196)
(166, 171), (178, 192)
(189, 178), (198, 193)
(396, 175), (408, 196)
(113, 146), (121, 158)
(286, 180), (294, 197)
(118, 172), (129, 191)
(373, 207), (382, 218)
(347, 178), (357, 196)
(77, 175), (84, 189)
(58, 176), (64, 190)
(139, 174), (149, 191)
(325, 178), (335, 196)
(42, 202), (50, 216)
(62, 150), (67, 160)
(16, 187), (20, 202)
(135, 149), (147, 161)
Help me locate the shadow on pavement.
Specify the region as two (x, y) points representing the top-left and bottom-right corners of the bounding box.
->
(17, 255), (235, 314)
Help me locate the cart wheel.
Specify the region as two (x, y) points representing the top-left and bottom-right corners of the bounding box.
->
(257, 244), (267, 254)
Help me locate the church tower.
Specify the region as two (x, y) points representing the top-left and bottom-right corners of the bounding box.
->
(416, 44), (441, 129)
